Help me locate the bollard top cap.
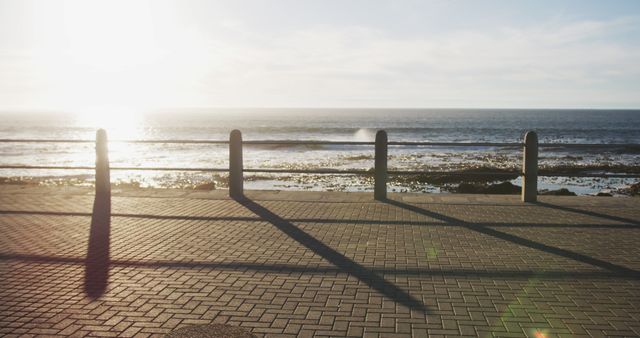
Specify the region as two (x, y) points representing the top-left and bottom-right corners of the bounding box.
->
(375, 130), (388, 140)
(96, 129), (108, 140)
(524, 130), (538, 142)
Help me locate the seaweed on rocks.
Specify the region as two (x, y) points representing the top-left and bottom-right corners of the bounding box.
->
(448, 182), (521, 194)
(540, 188), (577, 196)
(391, 167), (519, 185)
(615, 182), (640, 196)
(194, 182), (216, 190)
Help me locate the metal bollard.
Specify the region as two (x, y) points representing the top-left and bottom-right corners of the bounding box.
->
(95, 129), (110, 196)
(229, 129), (244, 199)
(374, 130), (388, 200)
(522, 131), (538, 202)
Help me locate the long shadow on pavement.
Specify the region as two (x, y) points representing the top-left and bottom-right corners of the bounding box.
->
(238, 197), (429, 313)
(3, 210), (637, 229)
(383, 198), (640, 279)
(5, 196), (638, 301)
(2, 252), (637, 279)
(535, 201), (640, 226)
(83, 190), (111, 298)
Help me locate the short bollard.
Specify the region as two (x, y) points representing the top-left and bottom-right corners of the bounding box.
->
(95, 129), (110, 196)
(229, 129), (244, 199)
(374, 130), (388, 200)
(522, 131), (538, 202)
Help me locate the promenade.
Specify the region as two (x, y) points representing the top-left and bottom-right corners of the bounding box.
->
(1, 185), (639, 337)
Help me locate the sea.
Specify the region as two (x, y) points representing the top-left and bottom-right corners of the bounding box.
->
(1, 108), (639, 195)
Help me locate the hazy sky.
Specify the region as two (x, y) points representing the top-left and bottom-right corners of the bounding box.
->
(1, 0), (640, 111)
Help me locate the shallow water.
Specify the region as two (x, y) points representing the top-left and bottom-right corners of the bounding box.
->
(1, 108), (639, 194)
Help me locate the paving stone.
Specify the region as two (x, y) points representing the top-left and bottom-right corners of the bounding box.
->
(0, 187), (639, 336)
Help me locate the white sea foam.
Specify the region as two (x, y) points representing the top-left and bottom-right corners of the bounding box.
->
(353, 128), (376, 142)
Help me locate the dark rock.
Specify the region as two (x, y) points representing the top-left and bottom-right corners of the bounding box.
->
(392, 167), (519, 185)
(484, 182), (521, 194)
(596, 192), (613, 197)
(454, 182), (521, 194)
(455, 183), (482, 194)
(623, 182), (640, 196)
(540, 188), (576, 196)
(194, 182), (216, 190)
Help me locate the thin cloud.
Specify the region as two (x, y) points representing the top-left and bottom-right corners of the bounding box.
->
(0, 2), (639, 109)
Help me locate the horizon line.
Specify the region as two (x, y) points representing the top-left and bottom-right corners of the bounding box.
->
(2, 106), (640, 114)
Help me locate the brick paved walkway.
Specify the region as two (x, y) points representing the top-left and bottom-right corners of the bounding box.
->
(1, 185), (639, 337)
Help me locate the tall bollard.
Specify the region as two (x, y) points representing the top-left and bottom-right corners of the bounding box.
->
(229, 129), (244, 199)
(86, 128), (111, 298)
(522, 131), (538, 202)
(95, 129), (110, 196)
(374, 130), (388, 200)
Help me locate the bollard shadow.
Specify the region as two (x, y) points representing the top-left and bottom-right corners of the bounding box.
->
(0, 209), (636, 230)
(3, 252), (638, 280)
(83, 190), (111, 298)
(535, 201), (640, 226)
(237, 197), (428, 313)
(383, 198), (640, 278)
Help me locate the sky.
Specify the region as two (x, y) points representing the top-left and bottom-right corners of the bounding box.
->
(1, 0), (640, 112)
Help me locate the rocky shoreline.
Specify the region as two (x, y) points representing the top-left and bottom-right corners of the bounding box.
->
(1, 163), (638, 196)
(444, 181), (639, 196)
(2, 175), (638, 196)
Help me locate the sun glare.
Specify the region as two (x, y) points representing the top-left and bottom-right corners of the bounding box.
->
(73, 107), (144, 140)
(47, 0), (183, 112)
